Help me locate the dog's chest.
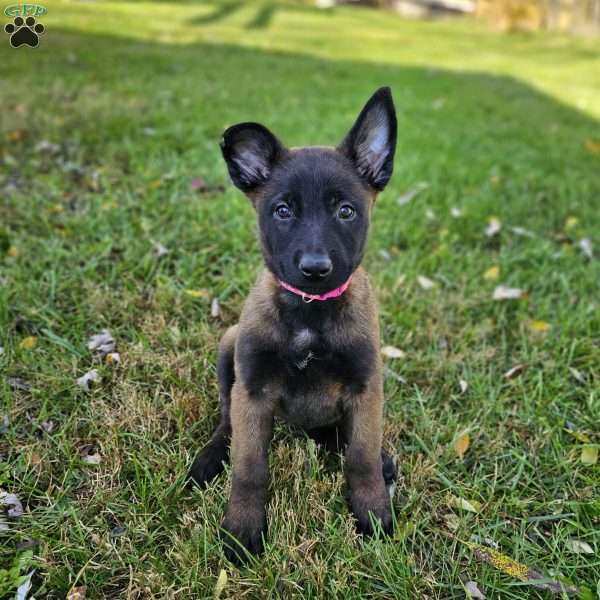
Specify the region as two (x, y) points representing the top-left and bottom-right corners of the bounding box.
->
(277, 327), (345, 427)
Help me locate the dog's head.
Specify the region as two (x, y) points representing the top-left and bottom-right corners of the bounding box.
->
(221, 87), (397, 295)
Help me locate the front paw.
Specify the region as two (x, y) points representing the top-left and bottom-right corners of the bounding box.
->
(222, 510), (267, 565)
(350, 487), (393, 536)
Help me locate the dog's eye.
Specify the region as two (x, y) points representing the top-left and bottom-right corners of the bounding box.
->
(274, 204), (293, 220)
(338, 204), (356, 220)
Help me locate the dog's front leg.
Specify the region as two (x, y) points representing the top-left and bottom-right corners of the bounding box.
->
(222, 382), (274, 564)
(344, 378), (393, 535)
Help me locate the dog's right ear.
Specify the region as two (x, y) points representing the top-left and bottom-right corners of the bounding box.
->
(220, 123), (285, 193)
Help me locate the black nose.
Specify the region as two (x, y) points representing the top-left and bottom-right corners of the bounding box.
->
(299, 253), (333, 280)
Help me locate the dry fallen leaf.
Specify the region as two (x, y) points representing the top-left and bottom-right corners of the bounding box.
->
(81, 447), (102, 465)
(509, 226), (535, 238)
(528, 320), (551, 333)
(87, 330), (115, 357)
(584, 139), (600, 154)
(578, 238), (593, 259)
(15, 569), (35, 600)
(453, 432), (471, 460)
(483, 266), (499, 280)
(106, 352), (121, 364)
(459, 379), (468, 394)
(66, 585), (87, 600)
(493, 286), (524, 301)
(443, 512), (461, 531)
(417, 275), (436, 290)
(565, 539), (594, 554)
(213, 569), (228, 600)
(153, 241), (169, 258)
(7, 377), (31, 391)
(450, 495), (481, 513)
(465, 580), (486, 599)
(564, 216), (579, 231)
(581, 446), (598, 466)
(468, 542), (577, 595)
(381, 345), (405, 359)
(19, 336), (37, 350)
(76, 369), (100, 391)
(184, 289), (210, 299)
(7, 245), (19, 257)
(211, 298), (221, 319)
(504, 364), (525, 379)
(569, 367), (586, 384)
(0, 491), (24, 517)
(397, 182), (428, 206)
(484, 217), (501, 238)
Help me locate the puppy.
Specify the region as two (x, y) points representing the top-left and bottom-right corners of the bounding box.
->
(189, 87), (398, 564)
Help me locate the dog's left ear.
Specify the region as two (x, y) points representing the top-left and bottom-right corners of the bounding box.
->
(338, 87), (397, 191)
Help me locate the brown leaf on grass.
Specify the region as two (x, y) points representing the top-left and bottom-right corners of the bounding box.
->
(191, 177), (225, 194)
(453, 432), (470, 460)
(66, 586), (87, 600)
(584, 139), (600, 154)
(6, 128), (29, 142)
(581, 446), (598, 466)
(468, 542), (577, 595)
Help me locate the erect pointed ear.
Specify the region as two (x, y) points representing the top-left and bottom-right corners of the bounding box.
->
(338, 87), (397, 191)
(220, 122), (285, 192)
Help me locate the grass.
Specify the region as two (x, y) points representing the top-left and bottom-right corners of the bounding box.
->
(1, 0), (600, 597)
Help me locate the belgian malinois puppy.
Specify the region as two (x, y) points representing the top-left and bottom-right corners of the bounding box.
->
(189, 87), (398, 563)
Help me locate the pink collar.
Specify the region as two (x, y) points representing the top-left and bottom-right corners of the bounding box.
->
(278, 276), (352, 303)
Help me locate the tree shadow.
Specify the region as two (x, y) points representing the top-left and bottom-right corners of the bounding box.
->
(188, 0), (243, 25)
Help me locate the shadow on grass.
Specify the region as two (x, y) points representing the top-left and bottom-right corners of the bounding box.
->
(21, 27), (599, 181)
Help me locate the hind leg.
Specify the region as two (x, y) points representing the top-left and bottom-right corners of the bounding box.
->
(188, 325), (237, 487)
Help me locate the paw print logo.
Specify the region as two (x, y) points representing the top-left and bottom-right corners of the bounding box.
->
(4, 16), (45, 48)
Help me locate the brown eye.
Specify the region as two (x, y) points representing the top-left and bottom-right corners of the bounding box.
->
(338, 204), (355, 220)
(274, 204), (292, 219)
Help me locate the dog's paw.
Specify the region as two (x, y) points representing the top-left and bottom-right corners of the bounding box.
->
(187, 443), (228, 488)
(350, 487), (393, 536)
(221, 512), (267, 565)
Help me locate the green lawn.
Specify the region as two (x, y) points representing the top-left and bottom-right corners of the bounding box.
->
(1, 1), (600, 597)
